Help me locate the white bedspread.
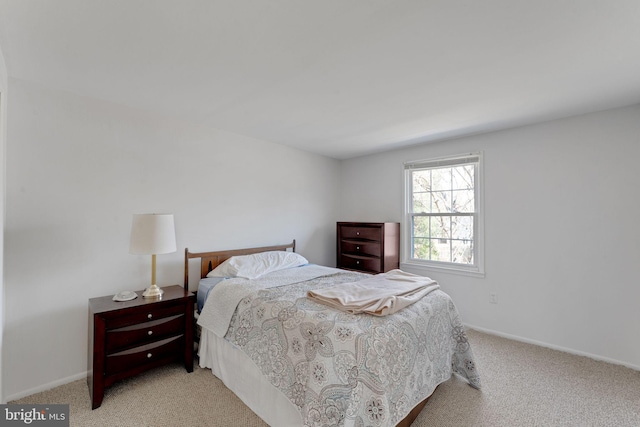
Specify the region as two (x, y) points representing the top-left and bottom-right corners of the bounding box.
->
(307, 269), (439, 316)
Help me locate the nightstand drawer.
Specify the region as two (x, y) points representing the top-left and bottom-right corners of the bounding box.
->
(105, 335), (183, 375)
(340, 226), (381, 241)
(106, 314), (185, 353)
(105, 304), (185, 329)
(340, 241), (381, 257)
(339, 255), (381, 273)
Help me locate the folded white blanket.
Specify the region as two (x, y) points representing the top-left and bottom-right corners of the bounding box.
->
(307, 269), (439, 316)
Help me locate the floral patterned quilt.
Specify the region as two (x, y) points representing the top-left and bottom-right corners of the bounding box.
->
(206, 271), (480, 427)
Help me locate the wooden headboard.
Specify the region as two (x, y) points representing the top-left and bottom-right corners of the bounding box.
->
(183, 240), (296, 290)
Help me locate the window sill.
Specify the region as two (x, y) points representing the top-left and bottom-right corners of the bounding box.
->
(400, 261), (485, 278)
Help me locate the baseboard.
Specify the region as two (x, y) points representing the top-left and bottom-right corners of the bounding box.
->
(5, 371), (88, 403)
(6, 326), (640, 402)
(465, 324), (640, 372)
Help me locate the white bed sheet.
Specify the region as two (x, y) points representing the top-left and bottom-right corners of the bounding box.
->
(199, 327), (302, 426)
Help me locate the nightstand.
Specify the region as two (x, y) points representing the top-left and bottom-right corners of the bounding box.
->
(87, 285), (195, 409)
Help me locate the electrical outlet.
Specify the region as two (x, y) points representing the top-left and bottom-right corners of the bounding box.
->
(489, 293), (498, 304)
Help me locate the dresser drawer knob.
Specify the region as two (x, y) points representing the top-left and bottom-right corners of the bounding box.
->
(356, 232), (360, 235)
(148, 330), (153, 336)
(356, 261), (360, 264)
(147, 353), (152, 359)
(147, 314), (153, 319)
(356, 246), (360, 250)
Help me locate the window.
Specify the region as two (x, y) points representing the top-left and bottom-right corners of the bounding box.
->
(403, 153), (483, 275)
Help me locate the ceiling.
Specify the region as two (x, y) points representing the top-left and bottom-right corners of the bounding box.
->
(1, 0), (640, 159)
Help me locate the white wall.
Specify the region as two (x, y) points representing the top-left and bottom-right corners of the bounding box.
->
(339, 104), (640, 369)
(3, 77), (341, 399)
(0, 42), (8, 403)
(3, 72), (639, 402)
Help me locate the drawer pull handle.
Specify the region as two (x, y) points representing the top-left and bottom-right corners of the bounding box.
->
(356, 246), (360, 250)
(356, 232), (360, 235)
(147, 353), (152, 359)
(356, 261), (360, 264)
(148, 330), (153, 336)
(147, 314), (153, 319)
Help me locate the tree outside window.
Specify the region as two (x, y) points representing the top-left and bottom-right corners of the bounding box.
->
(404, 153), (482, 274)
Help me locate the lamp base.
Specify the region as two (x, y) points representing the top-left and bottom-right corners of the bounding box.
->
(142, 284), (164, 299)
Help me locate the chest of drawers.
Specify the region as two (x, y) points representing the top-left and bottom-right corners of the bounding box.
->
(87, 285), (194, 409)
(337, 222), (400, 274)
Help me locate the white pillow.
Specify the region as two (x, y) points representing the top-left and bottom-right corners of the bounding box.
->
(206, 251), (309, 279)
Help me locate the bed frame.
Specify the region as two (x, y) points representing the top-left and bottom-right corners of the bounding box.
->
(182, 238), (428, 427)
(183, 240), (296, 290)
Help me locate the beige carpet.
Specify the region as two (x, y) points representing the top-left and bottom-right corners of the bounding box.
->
(11, 329), (640, 426)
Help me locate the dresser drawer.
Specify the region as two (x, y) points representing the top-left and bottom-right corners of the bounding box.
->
(106, 314), (184, 353)
(339, 255), (381, 273)
(339, 225), (381, 241)
(104, 303), (185, 330)
(105, 336), (183, 375)
(340, 241), (381, 257)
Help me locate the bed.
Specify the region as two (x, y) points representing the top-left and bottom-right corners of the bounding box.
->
(184, 240), (480, 427)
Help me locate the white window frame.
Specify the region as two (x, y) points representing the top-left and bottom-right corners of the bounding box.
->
(402, 152), (484, 277)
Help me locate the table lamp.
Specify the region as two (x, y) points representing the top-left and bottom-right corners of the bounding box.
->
(129, 213), (176, 298)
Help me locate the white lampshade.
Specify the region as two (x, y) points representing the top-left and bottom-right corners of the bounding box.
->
(129, 214), (176, 299)
(129, 214), (176, 255)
